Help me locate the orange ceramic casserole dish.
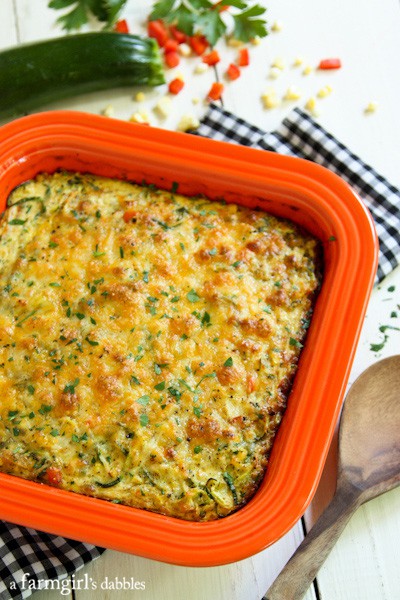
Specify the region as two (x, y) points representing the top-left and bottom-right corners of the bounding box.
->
(0, 111), (378, 566)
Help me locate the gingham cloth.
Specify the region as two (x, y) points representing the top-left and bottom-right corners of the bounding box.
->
(1, 105), (399, 600)
(196, 104), (400, 283)
(0, 523), (104, 599)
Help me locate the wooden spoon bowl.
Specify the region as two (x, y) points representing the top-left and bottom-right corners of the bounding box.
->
(264, 355), (400, 600)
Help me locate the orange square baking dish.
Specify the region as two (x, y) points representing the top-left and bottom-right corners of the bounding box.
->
(0, 111), (378, 566)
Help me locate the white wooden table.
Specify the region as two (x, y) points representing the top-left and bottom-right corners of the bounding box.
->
(1, 1), (400, 599)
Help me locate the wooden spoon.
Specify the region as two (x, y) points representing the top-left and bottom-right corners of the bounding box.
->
(264, 355), (400, 600)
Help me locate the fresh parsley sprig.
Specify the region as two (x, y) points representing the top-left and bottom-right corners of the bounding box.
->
(48, 0), (128, 31)
(48, 0), (268, 46)
(150, 0), (268, 46)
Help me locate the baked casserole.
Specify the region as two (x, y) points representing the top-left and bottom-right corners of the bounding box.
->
(0, 172), (321, 521)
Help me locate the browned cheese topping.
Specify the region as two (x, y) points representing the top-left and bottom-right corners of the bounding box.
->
(0, 172), (321, 520)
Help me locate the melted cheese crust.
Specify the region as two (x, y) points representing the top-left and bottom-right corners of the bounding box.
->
(0, 172), (321, 521)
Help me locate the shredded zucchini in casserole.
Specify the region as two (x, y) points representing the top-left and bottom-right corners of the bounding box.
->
(0, 172), (321, 521)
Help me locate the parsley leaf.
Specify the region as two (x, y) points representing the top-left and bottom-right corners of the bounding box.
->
(187, 289), (200, 303)
(233, 4), (268, 42)
(150, 0), (175, 20)
(197, 9), (226, 46)
(48, 0), (128, 31)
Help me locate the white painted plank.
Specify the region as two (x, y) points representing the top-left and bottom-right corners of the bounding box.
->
(71, 521), (316, 600)
(316, 487), (400, 600)
(0, 0), (18, 48)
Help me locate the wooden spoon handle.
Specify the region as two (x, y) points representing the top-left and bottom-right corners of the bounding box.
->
(263, 485), (360, 600)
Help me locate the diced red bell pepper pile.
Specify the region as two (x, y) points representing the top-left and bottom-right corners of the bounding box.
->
(146, 18), (252, 102)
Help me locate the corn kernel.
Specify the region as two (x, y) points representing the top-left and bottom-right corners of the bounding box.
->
(269, 67), (281, 80)
(129, 112), (147, 124)
(261, 90), (279, 109)
(251, 36), (261, 46)
(178, 114), (200, 132)
(365, 101), (378, 113)
(179, 43), (191, 57)
(154, 96), (172, 118)
(227, 37), (244, 47)
(101, 104), (114, 118)
(284, 86), (302, 101)
(192, 97), (200, 105)
(293, 56), (304, 67)
(174, 71), (185, 81)
(304, 97), (319, 116)
(302, 65), (313, 76)
(194, 63), (209, 74)
(317, 85), (333, 99)
(271, 57), (285, 70)
(271, 21), (283, 32)
(135, 92), (146, 102)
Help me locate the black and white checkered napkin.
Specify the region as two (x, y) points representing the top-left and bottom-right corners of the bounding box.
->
(196, 104), (400, 283)
(1, 105), (399, 600)
(0, 523), (104, 599)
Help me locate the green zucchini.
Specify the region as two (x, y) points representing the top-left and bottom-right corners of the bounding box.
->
(0, 32), (165, 119)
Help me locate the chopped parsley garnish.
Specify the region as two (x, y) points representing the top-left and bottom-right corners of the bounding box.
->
(223, 357), (233, 367)
(140, 414), (149, 427)
(201, 311), (211, 326)
(9, 219), (27, 225)
(187, 289), (200, 303)
(168, 387), (182, 400)
(289, 337), (303, 348)
(193, 406), (203, 418)
(93, 244), (105, 257)
(63, 378), (80, 394)
(137, 395), (150, 405)
(154, 381), (166, 391)
(27, 385), (35, 395)
(194, 445), (203, 454)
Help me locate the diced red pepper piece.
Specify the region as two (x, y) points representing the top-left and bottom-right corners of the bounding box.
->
(170, 25), (187, 44)
(164, 39), (179, 54)
(114, 19), (129, 33)
(318, 58), (342, 70)
(169, 78), (185, 95)
(47, 466), (62, 487)
(226, 63), (241, 80)
(207, 82), (224, 101)
(202, 50), (221, 66)
(189, 34), (209, 56)
(123, 209), (137, 223)
(148, 20), (169, 47)
(165, 50), (180, 68)
(237, 47), (250, 66)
